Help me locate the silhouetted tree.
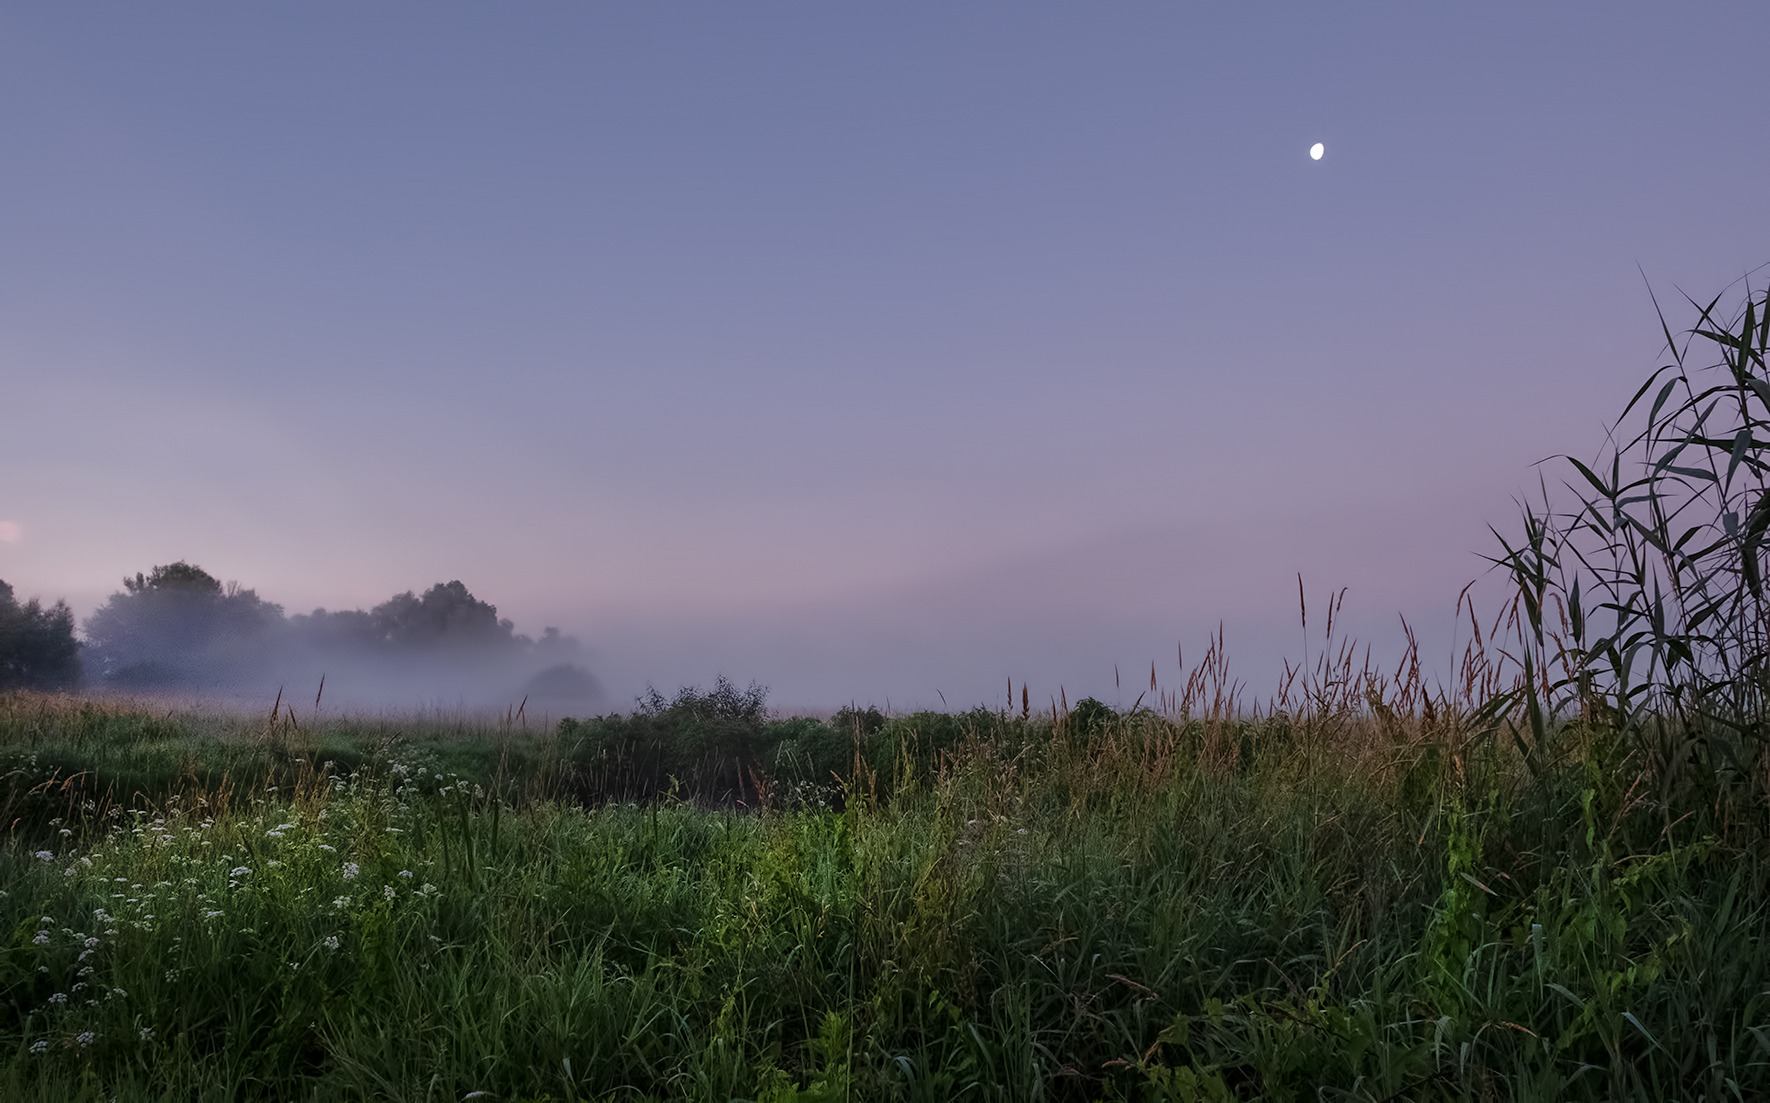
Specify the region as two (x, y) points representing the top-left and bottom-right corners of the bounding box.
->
(368, 580), (514, 649)
(0, 580), (81, 690)
(84, 562), (284, 686)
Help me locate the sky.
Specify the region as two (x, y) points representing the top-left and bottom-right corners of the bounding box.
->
(2, 3), (1767, 711)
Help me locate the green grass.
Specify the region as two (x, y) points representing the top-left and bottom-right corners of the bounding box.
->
(0, 687), (1766, 1101)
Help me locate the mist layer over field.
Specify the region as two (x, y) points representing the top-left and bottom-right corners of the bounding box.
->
(66, 563), (602, 714)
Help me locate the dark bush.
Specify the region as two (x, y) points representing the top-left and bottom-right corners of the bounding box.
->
(1069, 697), (1117, 738)
(0, 579), (81, 690)
(560, 677), (777, 804)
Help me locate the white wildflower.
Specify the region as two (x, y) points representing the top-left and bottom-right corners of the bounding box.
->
(341, 862), (359, 880)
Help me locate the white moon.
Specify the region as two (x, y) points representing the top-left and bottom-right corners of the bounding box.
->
(1309, 142), (1325, 160)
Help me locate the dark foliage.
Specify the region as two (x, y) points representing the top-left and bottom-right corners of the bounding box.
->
(1069, 696), (1117, 737)
(557, 687), (1039, 809)
(0, 580), (81, 690)
(561, 677), (773, 803)
(369, 580), (514, 648)
(293, 580), (515, 652)
(829, 703), (887, 738)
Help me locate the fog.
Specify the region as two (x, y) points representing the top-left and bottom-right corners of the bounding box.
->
(76, 563), (604, 715)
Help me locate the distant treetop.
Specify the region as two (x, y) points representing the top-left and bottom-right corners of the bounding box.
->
(123, 561), (224, 596)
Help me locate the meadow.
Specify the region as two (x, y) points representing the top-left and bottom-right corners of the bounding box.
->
(1, 286), (1765, 1101)
(0, 642), (1761, 1103)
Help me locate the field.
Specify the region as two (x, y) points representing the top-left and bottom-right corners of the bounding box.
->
(0, 655), (1764, 1102)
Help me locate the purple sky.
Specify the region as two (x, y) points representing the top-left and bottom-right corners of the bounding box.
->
(3, 4), (1766, 710)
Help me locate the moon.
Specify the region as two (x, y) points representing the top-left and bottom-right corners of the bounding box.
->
(1309, 142), (1325, 160)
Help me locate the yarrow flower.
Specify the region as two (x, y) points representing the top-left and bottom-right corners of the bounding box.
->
(34, 851), (53, 861)
(323, 935), (340, 951)
(75, 1031), (94, 1047)
(398, 870), (413, 878)
(48, 993), (67, 1004)
(383, 885), (397, 900)
(229, 866), (252, 878)
(341, 862), (359, 880)
(139, 1027), (154, 1041)
(32, 932), (49, 945)
(28, 1040), (46, 1055)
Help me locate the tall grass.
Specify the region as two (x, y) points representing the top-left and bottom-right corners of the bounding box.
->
(1, 667), (1765, 1099)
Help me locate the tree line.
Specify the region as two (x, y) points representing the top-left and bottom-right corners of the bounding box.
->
(0, 563), (596, 703)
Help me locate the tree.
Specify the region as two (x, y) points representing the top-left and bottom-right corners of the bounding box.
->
(84, 561), (283, 687)
(0, 580), (81, 690)
(368, 580), (514, 649)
